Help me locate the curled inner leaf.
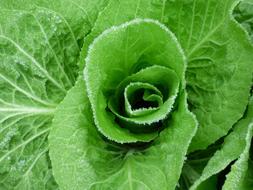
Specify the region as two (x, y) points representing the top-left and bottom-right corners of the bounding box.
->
(108, 65), (180, 133)
(124, 82), (163, 116)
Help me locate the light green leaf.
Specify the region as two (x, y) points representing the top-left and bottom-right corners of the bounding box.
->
(0, 0), (108, 189)
(160, 0), (253, 151)
(222, 124), (252, 190)
(49, 78), (197, 190)
(190, 98), (253, 190)
(80, 0), (253, 151)
(1, 0), (109, 43)
(236, 156), (253, 190)
(222, 98), (253, 190)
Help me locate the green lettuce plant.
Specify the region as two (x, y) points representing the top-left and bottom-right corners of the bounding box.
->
(49, 19), (198, 190)
(0, 0), (253, 190)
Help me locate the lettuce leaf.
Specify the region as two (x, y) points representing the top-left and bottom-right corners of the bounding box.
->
(190, 98), (253, 190)
(0, 0), (108, 189)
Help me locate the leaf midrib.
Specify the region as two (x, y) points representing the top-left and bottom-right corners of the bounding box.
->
(0, 106), (55, 114)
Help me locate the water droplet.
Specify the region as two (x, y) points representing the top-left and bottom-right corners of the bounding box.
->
(55, 16), (62, 24)
(0, 128), (18, 149)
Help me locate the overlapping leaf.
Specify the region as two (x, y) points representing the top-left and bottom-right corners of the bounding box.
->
(190, 98), (253, 190)
(0, 0), (108, 189)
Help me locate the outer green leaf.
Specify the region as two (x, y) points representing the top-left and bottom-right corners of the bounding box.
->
(238, 157), (253, 189)
(49, 78), (197, 190)
(164, 0), (253, 151)
(80, 0), (253, 151)
(222, 98), (253, 190)
(190, 98), (253, 190)
(0, 0), (108, 189)
(1, 0), (109, 44)
(222, 124), (252, 190)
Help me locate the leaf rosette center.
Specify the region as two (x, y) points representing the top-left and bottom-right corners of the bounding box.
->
(84, 19), (186, 143)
